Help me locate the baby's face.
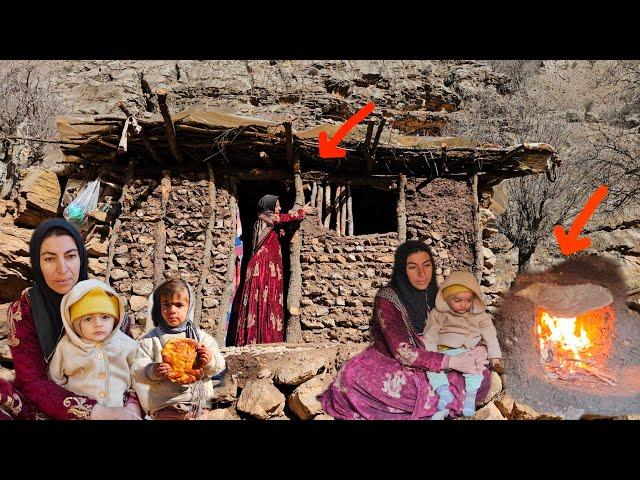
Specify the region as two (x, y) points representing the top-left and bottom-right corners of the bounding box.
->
(160, 289), (190, 327)
(78, 313), (116, 342)
(447, 292), (474, 314)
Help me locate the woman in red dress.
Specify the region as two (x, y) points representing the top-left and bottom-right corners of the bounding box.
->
(235, 195), (308, 346)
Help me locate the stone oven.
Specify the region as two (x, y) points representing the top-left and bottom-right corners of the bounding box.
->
(497, 255), (640, 418)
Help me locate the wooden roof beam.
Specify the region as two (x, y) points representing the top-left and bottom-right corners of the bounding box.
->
(155, 89), (184, 164)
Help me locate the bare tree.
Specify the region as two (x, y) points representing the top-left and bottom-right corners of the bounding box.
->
(0, 61), (63, 197)
(445, 67), (597, 271)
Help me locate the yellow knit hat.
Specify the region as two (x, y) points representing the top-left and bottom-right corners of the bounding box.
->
(442, 284), (473, 300)
(69, 288), (120, 322)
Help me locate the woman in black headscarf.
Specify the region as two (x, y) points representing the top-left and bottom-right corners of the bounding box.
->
(234, 195), (310, 346)
(321, 240), (492, 420)
(0, 218), (140, 420)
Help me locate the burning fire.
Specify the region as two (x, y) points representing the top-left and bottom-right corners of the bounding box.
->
(535, 306), (615, 373)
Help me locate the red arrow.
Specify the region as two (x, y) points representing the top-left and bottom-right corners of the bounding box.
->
(554, 185), (608, 255)
(318, 102), (375, 158)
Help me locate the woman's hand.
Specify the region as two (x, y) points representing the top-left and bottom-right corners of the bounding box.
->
(271, 213), (280, 223)
(447, 351), (488, 374)
(90, 404), (142, 420)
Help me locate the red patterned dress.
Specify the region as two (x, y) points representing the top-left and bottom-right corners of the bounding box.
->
(321, 287), (492, 419)
(0, 289), (137, 420)
(235, 209), (304, 346)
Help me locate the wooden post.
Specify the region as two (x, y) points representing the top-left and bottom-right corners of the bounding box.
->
(154, 170), (171, 287)
(117, 102), (165, 165)
(316, 181), (324, 226)
(472, 174), (484, 284)
(371, 117), (387, 158)
(340, 184), (347, 236)
(284, 122), (293, 167)
(155, 89), (183, 164)
(346, 185), (354, 236)
(364, 120), (375, 175)
(286, 150), (304, 343)
(397, 174), (407, 242)
(310, 181), (317, 206)
(323, 184), (331, 228)
(195, 162), (216, 326)
(105, 159), (136, 283)
(216, 179), (238, 346)
(335, 185), (342, 235)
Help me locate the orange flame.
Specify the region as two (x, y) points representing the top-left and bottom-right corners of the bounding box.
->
(535, 306), (615, 372)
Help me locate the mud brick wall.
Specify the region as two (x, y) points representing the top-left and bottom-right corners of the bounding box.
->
(297, 177), (476, 344)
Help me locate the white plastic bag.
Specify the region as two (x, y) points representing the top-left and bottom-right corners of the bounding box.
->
(63, 178), (101, 227)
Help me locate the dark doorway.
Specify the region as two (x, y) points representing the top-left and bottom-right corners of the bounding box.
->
(227, 180), (295, 345)
(350, 186), (397, 235)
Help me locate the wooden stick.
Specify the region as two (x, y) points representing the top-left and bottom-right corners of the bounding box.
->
(194, 162), (216, 325)
(117, 102), (166, 166)
(154, 170), (171, 287)
(371, 117), (386, 156)
(397, 174), (407, 242)
(347, 185), (354, 236)
(105, 159), (136, 283)
(335, 185), (342, 235)
(284, 121), (293, 167)
(364, 120), (375, 175)
(216, 181), (238, 346)
(323, 183), (331, 228)
(286, 158), (305, 343)
(340, 184), (347, 236)
(565, 358), (617, 385)
(316, 181), (324, 227)
(155, 89), (183, 164)
(310, 181), (317, 206)
(472, 174), (483, 283)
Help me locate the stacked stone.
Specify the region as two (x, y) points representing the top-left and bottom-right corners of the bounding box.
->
(164, 174), (209, 304)
(478, 206), (503, 314)
(164, 174), (233, 334)
(200, 186), (234, 333)
(299, 228), (398, 344)
(209, 342), (366, 420)
(106, 178), (161, 333)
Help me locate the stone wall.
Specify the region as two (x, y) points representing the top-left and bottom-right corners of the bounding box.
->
(296, 176), (479, 342)
(89, 172), (234, 337)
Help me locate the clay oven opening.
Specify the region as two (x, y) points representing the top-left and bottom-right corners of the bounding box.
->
(535, 304), (616, 383)
(497, 255), (640, 418)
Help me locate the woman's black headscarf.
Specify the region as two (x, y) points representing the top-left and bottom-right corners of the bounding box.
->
(258, 194), (278, 213)
(29, 218), (88, 362)
(388, 240), (438, 333)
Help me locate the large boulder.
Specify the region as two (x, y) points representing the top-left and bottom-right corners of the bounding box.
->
(287, 374), (332, 420)
(14, 169), (61, 228)
(236, 379), (285, 419)
(0, 224), (32, 302)
(273, 353), (327, 386)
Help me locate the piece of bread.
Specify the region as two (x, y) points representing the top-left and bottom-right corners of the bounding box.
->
(161, 338), (200, 384)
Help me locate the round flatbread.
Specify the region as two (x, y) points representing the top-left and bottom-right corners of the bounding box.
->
(161, 338), (200, 384)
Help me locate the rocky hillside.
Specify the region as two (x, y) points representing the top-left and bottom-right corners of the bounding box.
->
(1, 59), (638, 294)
